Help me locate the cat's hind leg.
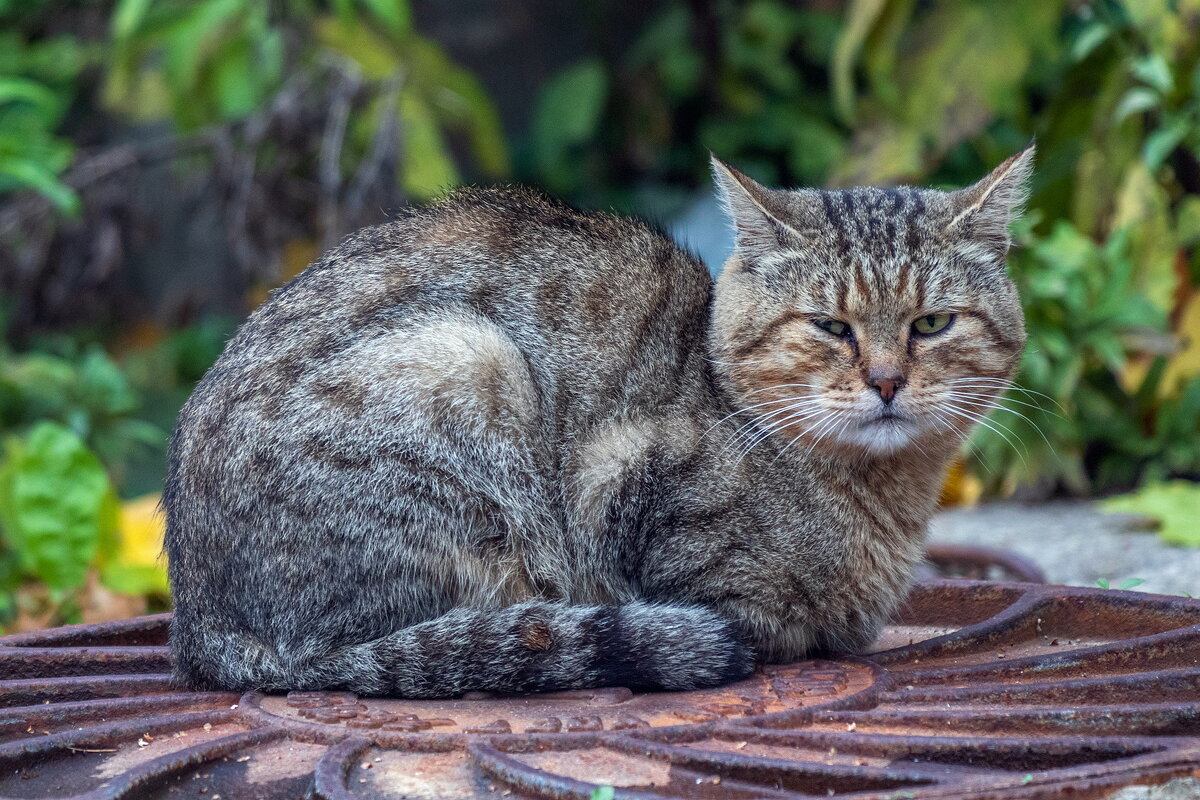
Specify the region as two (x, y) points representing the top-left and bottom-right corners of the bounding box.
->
(168, 309), (565, 691)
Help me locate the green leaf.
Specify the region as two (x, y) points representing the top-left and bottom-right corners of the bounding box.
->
(1096, 578), (1110, 589)
(359, 0), (410, 35)
(315, 14), (400, 80)
(163, 0), (245, 97)
(0, 77), (62, 120)
(534, 59), (608, 148)
(112, 0), (153, 40)
(1142, 118), (1189, 170)
(1113, 87), (1160, 122)
(1119, 578), (1146, 591)
(1177, 197), (1200, 247)
(77, 348), (139, 417)
(831, 0), (889, 123)
(530, 59), (607, 190)
(0, 423), (117, 592)
(1070, 21), (1109, 61)
(211, 37), (259, 120)
(1102, 481), (1200, 547)
(0, 157), (80, 216)
(590, 788), (615, 800)
(398, 91), (457, 199)
(1131, 54), (1173, 93)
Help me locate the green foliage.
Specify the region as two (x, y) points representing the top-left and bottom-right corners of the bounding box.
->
(527, 1), (845, 205)
(106, 0), (286, 127)
(1103, 481), (1200, 546)
(314, 12), (510, 197)
(1096, 577), (1147, 590)
(531, 60), (609, 193)
(589, 788), (615, 800)
(0, 423), (118, 609)
(0, 5), (90, 214)
(2, 0), (507, 212)
(0, 342), (164, 489)
(104, 0), (508, 199)
(972, 221), (1179, 493)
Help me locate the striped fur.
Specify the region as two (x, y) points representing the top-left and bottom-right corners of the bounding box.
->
(165, 147), (1032, 696)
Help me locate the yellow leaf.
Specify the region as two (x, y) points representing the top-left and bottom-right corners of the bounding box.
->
(939, 457), (982, 508)
(100, 493), (168, 597)
(1163, 293), (1200, 394)
(1113, 162), (1177, 312)
(119, 494), (165, 567)
(280, 238), (319, 282)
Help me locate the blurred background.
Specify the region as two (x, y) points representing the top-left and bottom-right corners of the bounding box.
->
(1, 0), (1198, 630)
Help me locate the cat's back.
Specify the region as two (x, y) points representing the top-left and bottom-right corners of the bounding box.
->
(182, 187), (712, 445)
(170, 188), (713, 498)
(222, 186), (708, 353)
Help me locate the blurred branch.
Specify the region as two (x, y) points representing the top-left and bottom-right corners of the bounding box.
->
(0, 60), (408, 335)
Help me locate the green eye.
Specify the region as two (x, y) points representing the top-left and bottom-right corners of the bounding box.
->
(913, 313), (954, 335)
(816, 319), (850, 337)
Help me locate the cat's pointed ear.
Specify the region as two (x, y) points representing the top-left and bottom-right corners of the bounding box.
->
(946, 143), (1035, 257)
(711, 155), (799, 262)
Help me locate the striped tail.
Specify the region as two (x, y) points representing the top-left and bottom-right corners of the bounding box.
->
(312, 601), (755, 698)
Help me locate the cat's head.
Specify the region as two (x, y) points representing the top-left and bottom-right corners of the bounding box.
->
(709, 146), (1033, 457)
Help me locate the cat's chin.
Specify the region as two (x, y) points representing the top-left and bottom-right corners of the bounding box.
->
(837, 416), (922, 455)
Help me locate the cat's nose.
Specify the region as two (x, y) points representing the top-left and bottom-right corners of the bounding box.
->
(868, 368), (905, 404)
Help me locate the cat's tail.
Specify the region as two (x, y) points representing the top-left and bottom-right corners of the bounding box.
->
(188, 602), (755, 698)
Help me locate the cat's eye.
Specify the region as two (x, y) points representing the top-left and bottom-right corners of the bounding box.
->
(912, 313), (955, 335)
(815, 319), (850, 337)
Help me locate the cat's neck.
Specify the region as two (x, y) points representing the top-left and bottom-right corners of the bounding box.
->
(741, 430), (958, 541)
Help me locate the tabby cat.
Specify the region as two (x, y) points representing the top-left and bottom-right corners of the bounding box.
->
(165, 146), (1033, 697)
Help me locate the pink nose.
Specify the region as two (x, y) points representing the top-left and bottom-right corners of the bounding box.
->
(869, 369), (905, 404)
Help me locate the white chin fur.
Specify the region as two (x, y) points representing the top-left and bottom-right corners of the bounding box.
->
(835, 418), (919, 453)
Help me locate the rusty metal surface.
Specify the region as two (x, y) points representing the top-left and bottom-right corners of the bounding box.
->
(924, 544), (1046, 584)
(1, 577), (1198, 799)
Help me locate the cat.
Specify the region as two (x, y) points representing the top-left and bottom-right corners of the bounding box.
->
(164, 145), (1033, 697)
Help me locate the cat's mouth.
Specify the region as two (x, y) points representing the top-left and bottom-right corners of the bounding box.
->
(867, 409), (909, 424)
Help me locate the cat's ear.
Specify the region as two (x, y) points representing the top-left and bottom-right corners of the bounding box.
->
(946, 143), (1035, 257)
(711, 155), (800, 263)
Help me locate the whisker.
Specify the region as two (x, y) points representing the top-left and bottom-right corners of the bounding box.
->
(801, 410), (846, 459)
(943, 394), (1059, 453)
(704, 356), (769, 367)
(722, 401), (824, 455)
(732, 405), (826, 458)
(941, 404), (1027, 468)
(946, 377), (1065, 410)
(741, 408), (832, 466)
(941, 389), (1063, 419)
(734, 410), (820, 465)
(775, 411), (845, 464)
(701, 394), (822, 440)
(748, 382), (827, 395)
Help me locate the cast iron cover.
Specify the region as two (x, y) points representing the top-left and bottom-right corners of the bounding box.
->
(1, 572), (1198, 798)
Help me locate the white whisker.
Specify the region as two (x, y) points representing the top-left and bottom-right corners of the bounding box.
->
(722, 400), (824, 455)
(731, 404), (826, 458)
(701, 394), (822, 440)
(940, 403), (1027, 468)
(748, 382), (827, 395)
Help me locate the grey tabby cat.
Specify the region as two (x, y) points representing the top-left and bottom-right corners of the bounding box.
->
(165, 145), (1034, 697)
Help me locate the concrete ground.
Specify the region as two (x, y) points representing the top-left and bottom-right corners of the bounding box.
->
(929, 501), (1200, 597)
